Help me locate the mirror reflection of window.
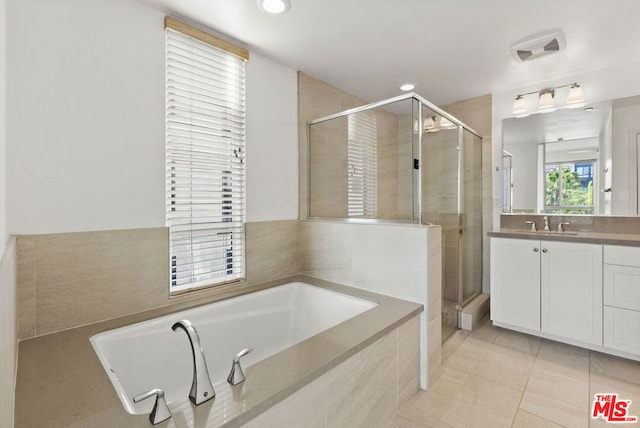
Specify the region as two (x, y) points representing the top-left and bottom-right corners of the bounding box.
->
(544, 161), (595, 214)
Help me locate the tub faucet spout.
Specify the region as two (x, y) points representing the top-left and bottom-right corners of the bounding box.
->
(171, 319), (215, 405)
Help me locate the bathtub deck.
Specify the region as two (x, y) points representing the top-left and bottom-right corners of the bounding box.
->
(14, 275), (422, 428)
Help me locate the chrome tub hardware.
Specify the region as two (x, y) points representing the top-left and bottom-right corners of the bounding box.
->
(227, 347), (253, 385)
(171, 320), (215, 405)
(133, 388), (171, 425)
(525, 220), (537, 232)
(543, 216), (550, 232)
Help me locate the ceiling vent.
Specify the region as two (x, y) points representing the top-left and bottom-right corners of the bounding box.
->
(510, 30), (566, 63)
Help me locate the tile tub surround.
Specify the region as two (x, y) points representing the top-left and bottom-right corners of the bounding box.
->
(300, 220), (442, 388)
(14, 276), (422, 428)
(16, 220), (300, 339)
(0, 237), (17, 428)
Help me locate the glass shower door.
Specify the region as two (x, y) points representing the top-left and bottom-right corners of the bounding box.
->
(460, 129), (483, 307)
(421, 109), (461, 341)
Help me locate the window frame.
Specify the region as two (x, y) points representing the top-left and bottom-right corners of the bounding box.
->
(165, 17), (249, 294)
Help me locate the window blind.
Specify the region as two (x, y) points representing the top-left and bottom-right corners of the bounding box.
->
(166, 24), (246, 292)
(347, 111), (378, 217)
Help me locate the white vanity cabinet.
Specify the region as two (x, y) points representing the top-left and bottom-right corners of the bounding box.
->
(541, 241), (602, 345)
(603, 245), (640, 355)
(490, 238), (540, 331)
(491, 237), (603, 346)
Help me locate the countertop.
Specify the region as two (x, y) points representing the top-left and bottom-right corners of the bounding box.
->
(14, 275), (422, 428)
(488, 229), (640, 246)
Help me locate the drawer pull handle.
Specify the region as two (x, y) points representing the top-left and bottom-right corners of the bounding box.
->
(542, 248), (548, 253)
(533, 248), (539, 252)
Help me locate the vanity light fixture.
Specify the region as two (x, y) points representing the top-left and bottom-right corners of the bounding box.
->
(257, 0), (291, 14)
(538, 89), (555, 110)
(512, 95), (527, 115)
(400, 82), (415, 91)
(565, 83), (584, 106)
(511, 82), (584, 116)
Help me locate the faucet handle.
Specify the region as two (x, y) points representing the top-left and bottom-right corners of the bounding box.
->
(557, 222), (570, 232)
(525, 220), (536, 232)
(133, 388), (172, 425)
(227, 348), (253, 386)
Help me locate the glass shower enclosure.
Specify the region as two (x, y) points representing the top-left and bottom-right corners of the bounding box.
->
(307, 93), (483, 342)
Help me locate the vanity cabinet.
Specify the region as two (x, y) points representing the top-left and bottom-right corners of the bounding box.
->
(603, 245), (640, 354)
(490, 238), (540, 331)
(491, 237), (603, 346)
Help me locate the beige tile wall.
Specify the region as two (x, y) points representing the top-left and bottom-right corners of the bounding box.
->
(299, 72), (370, 220)
(440, 94), (493, 293)
(16, 220), (301, 339)
(17, 228), (169, 338)
(0, 237), (17, 428)
(305, 90), (408, 220)
(299, 220), (442, 388)
(243, 314), (420, 428)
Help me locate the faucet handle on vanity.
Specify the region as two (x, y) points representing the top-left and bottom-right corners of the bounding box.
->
(227, 348), (253, 386)
(525, 220), (537, 232)
(133, 388), (172, 425)
(557, 222), (570, 232)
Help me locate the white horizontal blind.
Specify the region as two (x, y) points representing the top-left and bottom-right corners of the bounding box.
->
(348, 111), (378, 217)
(166, 27), (246, 292)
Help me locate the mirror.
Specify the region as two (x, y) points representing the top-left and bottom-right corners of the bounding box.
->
(502, 95), (640, 215)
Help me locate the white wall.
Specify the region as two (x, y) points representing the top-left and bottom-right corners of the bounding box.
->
(0, 0), (7, 259)
(612, 104), (640, 214)
(246, 53), (298, 222)
(508, 142), (538, 212)
(6, 0), (299, 235)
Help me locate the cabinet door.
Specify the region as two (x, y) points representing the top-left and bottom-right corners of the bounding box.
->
(604, 306), (640, 355)
(541, 241), (603, 345)
(490, 238), (541, 331)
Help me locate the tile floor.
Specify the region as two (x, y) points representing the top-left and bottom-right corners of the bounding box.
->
(391, 317), (640, 428)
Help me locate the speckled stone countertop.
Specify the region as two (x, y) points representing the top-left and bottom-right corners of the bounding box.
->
(488, 229), (640, 246)
(14, 275), (422, 428)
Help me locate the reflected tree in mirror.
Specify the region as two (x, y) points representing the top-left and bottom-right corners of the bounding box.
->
(545, 162), (594, 214)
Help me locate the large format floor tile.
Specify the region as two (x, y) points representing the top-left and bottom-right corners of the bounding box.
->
(397, 317), (640, 428)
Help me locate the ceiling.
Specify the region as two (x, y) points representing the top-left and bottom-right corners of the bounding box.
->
(139, 0), (640, 106)
(502, 101), (612, 146)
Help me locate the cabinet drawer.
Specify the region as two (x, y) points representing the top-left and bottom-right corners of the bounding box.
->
(604, 245), (640, 267)
(604, 306), (640, 355)
(604, 264), (640, 311)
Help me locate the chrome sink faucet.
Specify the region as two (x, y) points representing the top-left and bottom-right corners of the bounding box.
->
(525, 220), (537, 232)
(172, 320), (215, 405)
(543, 216), (550, 232)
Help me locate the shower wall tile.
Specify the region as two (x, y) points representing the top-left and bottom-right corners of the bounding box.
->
(245, 220), (300, 285)
(441, 94), (493, 293)
(298, 72), (370, 220)
(31, 228), (169, 336)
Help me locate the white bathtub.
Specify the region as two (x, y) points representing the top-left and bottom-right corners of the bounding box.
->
(90, 282), (377, 415)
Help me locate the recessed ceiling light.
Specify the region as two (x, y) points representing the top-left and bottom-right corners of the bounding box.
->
(257, 0), (291, 14)
(400, 83), (415, 91)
